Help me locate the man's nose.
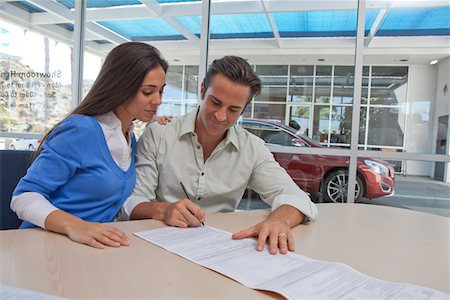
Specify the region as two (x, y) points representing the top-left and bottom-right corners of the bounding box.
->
(215, 108), (227, 122)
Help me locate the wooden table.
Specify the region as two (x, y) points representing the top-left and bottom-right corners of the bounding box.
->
(1, 203), (449, 298)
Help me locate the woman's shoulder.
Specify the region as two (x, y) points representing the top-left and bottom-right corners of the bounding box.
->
(50, 114), (99, 140)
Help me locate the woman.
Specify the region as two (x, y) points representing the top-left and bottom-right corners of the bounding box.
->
(11, 42), (168, 249)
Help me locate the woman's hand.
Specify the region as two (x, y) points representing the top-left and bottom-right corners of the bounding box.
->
(153, 115), (173, 125)
(45, 210), (131, 249)
(65, 220), (131, 249)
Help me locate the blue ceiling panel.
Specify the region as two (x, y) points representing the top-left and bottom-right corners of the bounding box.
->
(176, 16), (202, 35)
(57, 0), (142, 9)
(10, 1), (45, 13)
(178, 14), (273, 39)
(157, 0), (201, 2)
(99, 19), (186, 41)
(273, 10), (379, 37)
(378, 6), (450, 36)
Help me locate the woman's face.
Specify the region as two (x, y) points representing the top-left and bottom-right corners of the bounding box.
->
(122, 65), (166, 123)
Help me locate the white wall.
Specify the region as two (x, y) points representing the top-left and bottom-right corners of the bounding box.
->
(405, 64), (437, 176)
(433, 57), (450, 183)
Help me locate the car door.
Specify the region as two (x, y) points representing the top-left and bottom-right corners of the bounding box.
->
(241, 120), (321, 194)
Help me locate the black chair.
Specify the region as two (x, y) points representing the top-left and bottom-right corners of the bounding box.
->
(0, 150), (34, 230)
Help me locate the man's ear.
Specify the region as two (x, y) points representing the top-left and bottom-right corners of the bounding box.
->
(200, 81), (206, 99)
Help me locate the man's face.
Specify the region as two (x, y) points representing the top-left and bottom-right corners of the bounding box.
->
(197, 74), (251, 139)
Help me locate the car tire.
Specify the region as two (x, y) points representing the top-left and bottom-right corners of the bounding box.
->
(322, 170), (364, 203)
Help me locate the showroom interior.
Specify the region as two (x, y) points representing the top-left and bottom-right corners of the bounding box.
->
(0, 0), (449, 218)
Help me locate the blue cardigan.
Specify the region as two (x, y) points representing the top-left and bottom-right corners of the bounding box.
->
(13, 114), (136, 228)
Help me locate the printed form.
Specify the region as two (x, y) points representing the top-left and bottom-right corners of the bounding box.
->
(134, 226), (449, 300)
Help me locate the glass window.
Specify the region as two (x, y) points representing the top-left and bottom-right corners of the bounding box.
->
(289, 65), (314, 103)
(253, 103), (286, 122)
(368, 107), (404, 147)
(82, 52), (102, 98)
(255, 65), (288, 103)
(312, 106), (330, 143)
(184, 66), (199, 101)
(315, 66), (332, 104)
(0, 18), (73, 143)
(370, 66), (408, 105)
(165, 66), (183, 101)
(330, 106), (352, 144)
(333, 66), (354, 104)
(289, 105), (311, 136)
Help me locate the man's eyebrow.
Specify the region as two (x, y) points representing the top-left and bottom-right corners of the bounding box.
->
(210, 95), (244, 109)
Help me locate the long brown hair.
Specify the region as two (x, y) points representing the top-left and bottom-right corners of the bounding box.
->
(34, 42), (168, 159)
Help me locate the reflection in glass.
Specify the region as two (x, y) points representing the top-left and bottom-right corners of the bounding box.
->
(184, 66), (199, 100)
(289, 105), (310, 136)
(289, 65), (314, 102)
(333, 66), (354, 104)
(253, 103), (286, 122)
(312, 106), (330, 142)
(359, 107), (367, 145)
(315, 66), (332, 103)
(165, 66), (183, 101)
(242, 102), (252, 118)
(330, 106), (352, 144)
(368, 107), (404, 147)
(255, 65), (288, 102)
(370, 66), (408, 105)
(0, 19), (72, 135)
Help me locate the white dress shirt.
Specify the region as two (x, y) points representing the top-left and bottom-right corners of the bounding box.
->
(120, 108), (318, 221)
(10, 111), (132, 229)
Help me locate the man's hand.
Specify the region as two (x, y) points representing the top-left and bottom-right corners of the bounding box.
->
(231, 205), (304, 255)
(164, 199), (205, 228)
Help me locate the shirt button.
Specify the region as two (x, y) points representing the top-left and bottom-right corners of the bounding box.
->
(197, 197), (201, 201)
(201, 172), (204, 176)
(197, 146), (201, 149)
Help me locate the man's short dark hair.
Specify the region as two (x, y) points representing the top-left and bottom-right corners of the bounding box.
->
(202, 56), (262, 104)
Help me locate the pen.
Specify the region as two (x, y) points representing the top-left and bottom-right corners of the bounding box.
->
(180, 181), (205, 226)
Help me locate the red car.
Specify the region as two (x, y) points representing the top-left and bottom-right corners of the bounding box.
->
(240, 118), (395, 203)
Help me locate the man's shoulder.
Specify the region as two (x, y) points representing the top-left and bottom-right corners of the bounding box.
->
(143, 115), (185, 142)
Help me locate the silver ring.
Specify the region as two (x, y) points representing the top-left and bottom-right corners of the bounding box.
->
(278, 233), (287, 239)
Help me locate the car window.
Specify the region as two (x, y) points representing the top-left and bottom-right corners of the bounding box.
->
(241, 121), (295, 146)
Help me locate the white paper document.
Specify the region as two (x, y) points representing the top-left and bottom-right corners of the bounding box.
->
(134, 226), (449, 300)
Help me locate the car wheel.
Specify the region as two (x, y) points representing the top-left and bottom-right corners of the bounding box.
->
(28, 144), (35, 151)
(322, 170), (364, 203)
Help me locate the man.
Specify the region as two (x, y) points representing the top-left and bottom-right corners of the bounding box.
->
(121, 56), (318, 255)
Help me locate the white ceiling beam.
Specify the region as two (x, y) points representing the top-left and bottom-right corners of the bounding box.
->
(261, 0), (282, 48)
(26, 0), (128, 44)
(0, 2), (31, 28)
(18, 0), (450, 25)
(141, 0), (200, 44)
(365, 0), (393, 47)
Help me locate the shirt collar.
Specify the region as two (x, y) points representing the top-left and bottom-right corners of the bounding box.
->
(96, 111), (134, 133)
(179, 106), (240, 151)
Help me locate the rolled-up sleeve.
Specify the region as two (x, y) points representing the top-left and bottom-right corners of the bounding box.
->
(248, 138), (318, 222)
